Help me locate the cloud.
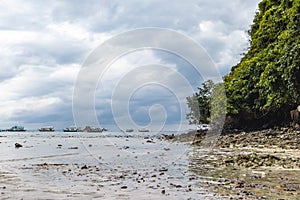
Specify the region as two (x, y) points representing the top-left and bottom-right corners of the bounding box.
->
(0, 0), (261, 129)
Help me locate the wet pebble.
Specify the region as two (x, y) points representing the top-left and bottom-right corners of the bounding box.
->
(15, 143), (22, 148)
(159, 167), (168, 172)
(68, 146), (78, 149)
(81, 165), (88, 169)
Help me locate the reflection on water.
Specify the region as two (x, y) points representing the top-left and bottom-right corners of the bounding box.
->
(0, 131), (220, 199)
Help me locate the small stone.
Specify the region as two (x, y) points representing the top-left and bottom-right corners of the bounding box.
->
(15, 143), (22, 148)
(121, 186), (127, 189)
(68, 146), (78, 149)
(81, 165), (88, 169)
(161, 189), (166, 194)
(159, 167), (168, 172)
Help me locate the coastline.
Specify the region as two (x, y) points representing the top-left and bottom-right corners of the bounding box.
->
(165, 127), (300, 199)
(0, 131), (218, 199)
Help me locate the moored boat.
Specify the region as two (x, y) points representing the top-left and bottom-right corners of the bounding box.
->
(39, 126), (55, 132)
(196, 124), (211, 132)
(138, 128), (149, 132)
(6, 125), (26, 132)
(82, 126), (104, 132)
(63, 126), (80, 132)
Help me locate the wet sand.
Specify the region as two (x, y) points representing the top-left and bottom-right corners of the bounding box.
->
(0, 132), (220, 199)
(3, 130), (298, 199)
(167, 128), (300, 199)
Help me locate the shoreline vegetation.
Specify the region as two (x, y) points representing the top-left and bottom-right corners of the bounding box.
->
(186, 0), (300, 131)
(180, 0), (300, 197)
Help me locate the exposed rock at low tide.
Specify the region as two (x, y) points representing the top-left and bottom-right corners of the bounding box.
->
(14, 143), (22, 148)
(215, 127), (300, 150)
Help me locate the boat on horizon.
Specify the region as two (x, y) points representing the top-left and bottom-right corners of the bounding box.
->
(138, 128), (150, 132)
(82, 126), (104, 132)
(63, 126), (80, 132)
(125, 129), (134, 132)
(6, 125), (26, 132)
(39, 126), (55, 132)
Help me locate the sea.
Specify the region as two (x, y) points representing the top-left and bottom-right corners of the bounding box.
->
(0, 131), (220, 199)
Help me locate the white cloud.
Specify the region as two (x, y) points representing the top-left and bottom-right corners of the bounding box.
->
(0, 96), (62, 119)
(0, 0), (261, 128)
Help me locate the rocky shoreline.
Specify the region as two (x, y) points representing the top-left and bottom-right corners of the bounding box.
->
(165, 127), (300, 199)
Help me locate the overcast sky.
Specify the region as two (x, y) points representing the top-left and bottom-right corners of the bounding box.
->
(0, 0), (261, 130)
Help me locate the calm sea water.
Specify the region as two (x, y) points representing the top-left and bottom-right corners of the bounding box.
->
(0, 131), (219, 199)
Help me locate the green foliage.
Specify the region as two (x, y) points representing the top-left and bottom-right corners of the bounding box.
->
(186, 80), (214, 124)
(186, 80), (226, 127)
(209, 82), (227, 126)
(224, 0), (300, 127)
(186, 94), (201, 125)
(187, 0), (299, 128)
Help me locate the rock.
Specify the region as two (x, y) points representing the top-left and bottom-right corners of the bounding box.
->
(15, 143), (22, 148)
(81, 165), (88, 169)
(68, 146), (78, 149)
(163, 134), (175, 140)
(161, 189), (166, 194)
(121, 185), (127, 189)
(159, 167), (168, 172)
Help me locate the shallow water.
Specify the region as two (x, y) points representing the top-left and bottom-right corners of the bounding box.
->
(0, 131), (219, 199)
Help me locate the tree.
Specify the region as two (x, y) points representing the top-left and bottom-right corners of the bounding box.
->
(186, 80), (214, 124)
(224, 0), (300, 129)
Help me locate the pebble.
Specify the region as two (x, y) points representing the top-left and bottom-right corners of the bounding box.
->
(15, 143), (22, 148)
(81, 165), (88, 169)
(68, 146), (78, 149)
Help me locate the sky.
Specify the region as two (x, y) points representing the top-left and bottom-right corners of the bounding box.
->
(0, 0), (261, 131)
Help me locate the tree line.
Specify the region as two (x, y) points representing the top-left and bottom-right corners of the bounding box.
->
(187, 0), (300, 130)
